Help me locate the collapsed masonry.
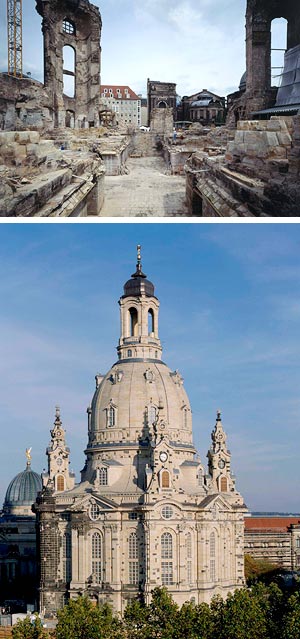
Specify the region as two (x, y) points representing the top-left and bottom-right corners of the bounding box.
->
(185, 116), (300, 216)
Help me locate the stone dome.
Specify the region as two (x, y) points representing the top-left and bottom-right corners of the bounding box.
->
(90, 360), (193, 447)
(4, 463), (42, 516)
(239, 71), (247, 92)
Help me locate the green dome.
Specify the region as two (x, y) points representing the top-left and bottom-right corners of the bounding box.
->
(4, 463), (42, 508)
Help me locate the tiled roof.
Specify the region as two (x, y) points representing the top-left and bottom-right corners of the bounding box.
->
(245, 517), (300, 532)
(100, 85), (140, 100)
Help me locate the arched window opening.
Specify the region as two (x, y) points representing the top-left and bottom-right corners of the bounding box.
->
(148, 404), (157, 425)
(128, 532), (139, 585)
(210, 531), (216, 581)
(271, 18), (288, 88)
(92, 532), (102, 584)
(63, 19), (75, 35)
(148, 308), (154, 335)
(183, 407), (188, 429)
(158, 101), (167, 108)
(161, 470), (170, 489)
(62, 532), (71, 582)
(99, 467), (108, 486)
(63, 45), (75, 98)
(129, 308), (138, 337)
(127, 349), (132, 358)
(107, 405), (115, 427)
(220, 477), (228, 492)
(65, 110), (75, 128)
(187, 532), (192, 584)
(161, 532), (173, 585)
(57, 475), (65, 492)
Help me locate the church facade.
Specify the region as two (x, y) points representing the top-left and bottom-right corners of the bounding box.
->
(34, 249), (247, 617)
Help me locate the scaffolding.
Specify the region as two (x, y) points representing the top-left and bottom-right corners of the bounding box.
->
(7, 0), (23, 77)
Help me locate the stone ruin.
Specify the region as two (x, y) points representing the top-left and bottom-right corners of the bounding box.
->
(1, 0), (300, 216)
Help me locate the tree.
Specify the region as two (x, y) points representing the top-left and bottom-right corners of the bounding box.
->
(12, 614), (48, 639)
(221, 589), (268, 639)
(55, 596), (124, 639)
(245, 554), (279, 585)
(282, 592), (300, 639)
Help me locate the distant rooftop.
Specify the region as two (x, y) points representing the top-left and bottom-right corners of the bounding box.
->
(100, 85), (140, 100)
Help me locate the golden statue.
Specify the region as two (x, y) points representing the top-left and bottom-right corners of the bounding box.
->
(25, 447), (32, 464)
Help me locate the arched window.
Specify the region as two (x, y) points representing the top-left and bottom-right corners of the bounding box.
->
(161, 470), (170, 489)
(63, 18), (75, 35)
(107, 405), (115, 427)
(63, 45), (75, 98)
(148, 404), (157, 425)
(161, 532), (173, 585)
(129, 308), (138, 337)
(128, 532), (139, 585)
(127, 349), (132, 358)
(92, 532), (102, 584)
(220, 477), (227, 492)
(271, 18), (287, 88)
(62, 532), (71, 582)
(57, 475), (65, 492)
(210, 532), (216, 581)
(183, 407), (188, 429)
(148, 309), (154, 335)
(186, 532), (192, 584)
(99, 467), (108, 486)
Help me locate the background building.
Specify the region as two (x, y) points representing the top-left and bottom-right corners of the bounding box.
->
(181, 90), (225, 125)
(100, 86), (141, 127)
(147, 80), (177, 125)
(245, 516), (300, 570)
(0, 452), (42, 610)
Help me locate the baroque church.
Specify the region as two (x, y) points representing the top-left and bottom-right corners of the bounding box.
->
(34, 248), (247, 617)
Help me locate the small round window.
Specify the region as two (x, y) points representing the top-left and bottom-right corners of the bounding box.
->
(89, 503), (101, 521)
(161, 505), (173, 520)
(63, 19), (75, 35)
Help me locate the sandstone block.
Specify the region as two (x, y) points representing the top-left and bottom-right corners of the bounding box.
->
(16, 131), (31, 144)
(277, 132), (292, 147)
(29, 131), (40, 144)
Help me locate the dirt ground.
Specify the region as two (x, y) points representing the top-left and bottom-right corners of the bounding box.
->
(100, 157), (188, 217)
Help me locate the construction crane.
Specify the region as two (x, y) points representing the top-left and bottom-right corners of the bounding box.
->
(7, 0), (23, 78)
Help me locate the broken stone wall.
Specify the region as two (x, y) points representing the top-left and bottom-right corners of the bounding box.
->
(36, 0), (102, 129)
(150, 108), (174, 136)
(0, 130), (105, 216)
(0, 74), (54, 131)
(244, 0), (300, 116)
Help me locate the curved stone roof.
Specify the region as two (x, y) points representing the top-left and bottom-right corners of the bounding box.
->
(4, 463), (42, 511)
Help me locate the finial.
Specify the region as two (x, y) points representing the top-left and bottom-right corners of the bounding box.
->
(216, 409), (221, 421)
(131, 245), (147, 279)
(25, 447), (32, 466)
(55, 406), (60, 419)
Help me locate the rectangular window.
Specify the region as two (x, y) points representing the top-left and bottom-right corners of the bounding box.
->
(296, 538), (300, 548)
(161, 561), (173, 585)
(129, 561), (139, 585)
(210, 559), (216, 581)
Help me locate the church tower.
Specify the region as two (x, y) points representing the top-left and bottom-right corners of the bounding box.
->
(42, 407), (75, 493)
(35, 248), (247, 617)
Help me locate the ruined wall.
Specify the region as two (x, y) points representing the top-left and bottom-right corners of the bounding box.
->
(185, 116), (300, 216)
(0, 130), (105, 216)
(150, 108), (174, 136)
(36, 0), (102, 129)
(0, 74), (54, 131)
(244, 0), (300, 116)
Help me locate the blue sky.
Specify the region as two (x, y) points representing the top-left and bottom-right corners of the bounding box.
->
(0, 0), (287, 96)
(0, 222), (300, 513)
